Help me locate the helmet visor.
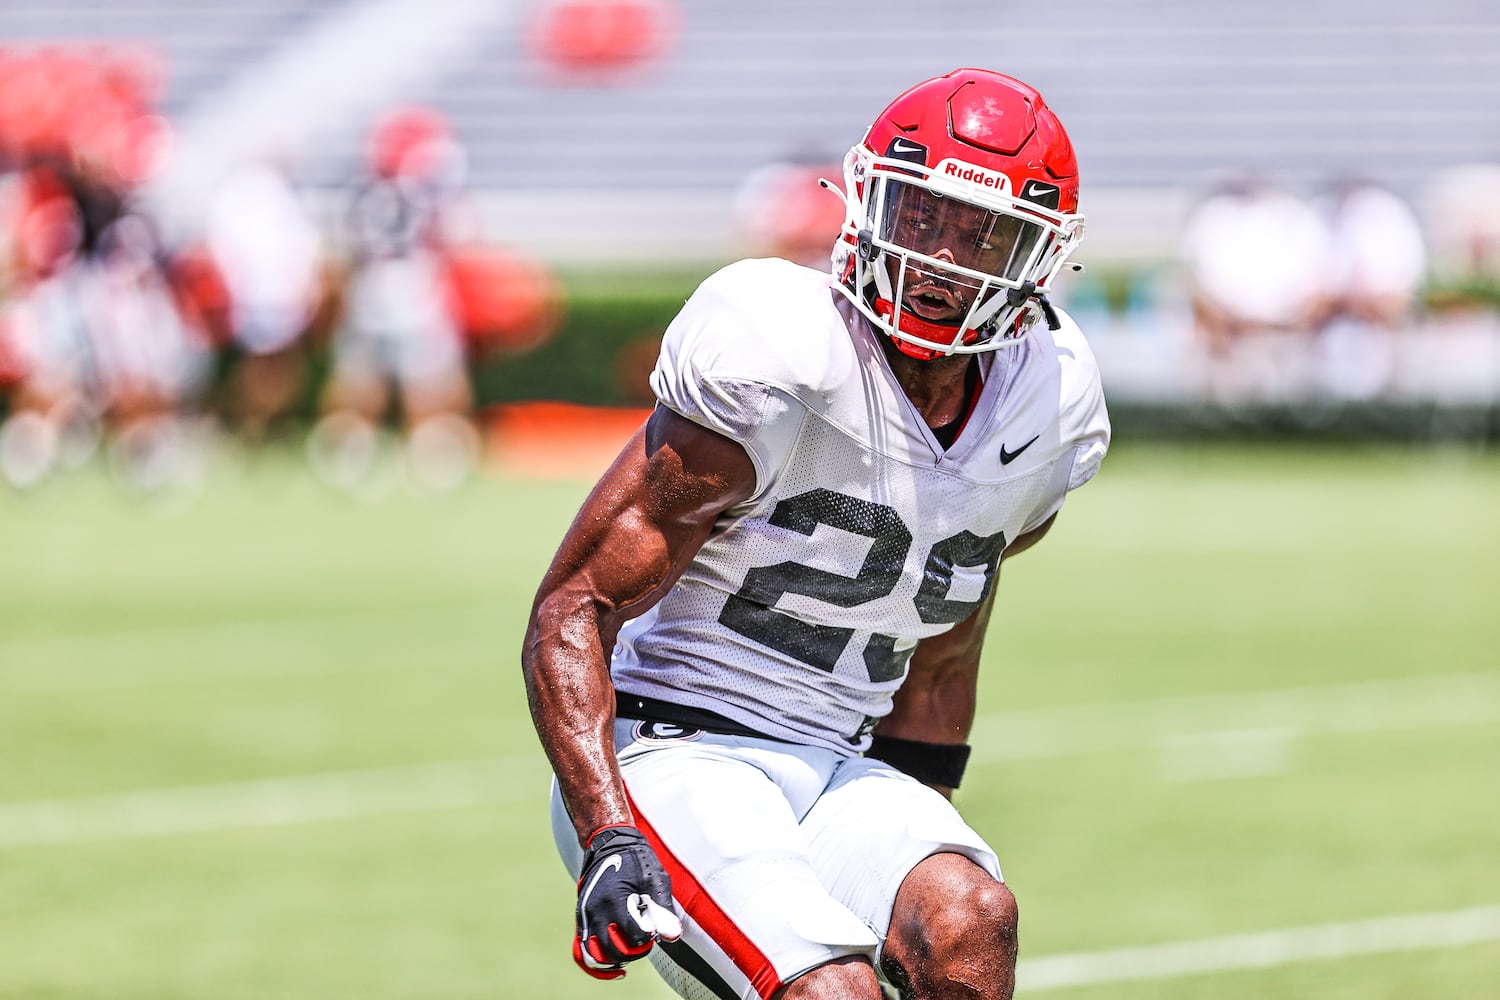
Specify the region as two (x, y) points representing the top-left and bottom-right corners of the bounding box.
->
(877, 179), (1046, 284)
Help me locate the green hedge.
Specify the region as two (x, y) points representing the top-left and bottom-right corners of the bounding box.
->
(1110, 399), (1500, 446)
(471, 270), (709, 407)
(472, 265), (1149, 408)
(469, 268), (1499, 448)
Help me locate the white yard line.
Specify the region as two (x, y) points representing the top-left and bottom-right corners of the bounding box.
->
(1017, 904), (1500, 991)
(0, 756), (544, 849)
(2, 601), (494, 654)
(0, 603), (498, 686)
(2, 672), (1495, 848)
(1, 680), (1491, 995)
(10, 770), (1495, 989)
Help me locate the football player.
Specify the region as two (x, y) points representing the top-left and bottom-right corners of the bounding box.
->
(310, 107), (481, 492)
(523, 68), (1109, 1000)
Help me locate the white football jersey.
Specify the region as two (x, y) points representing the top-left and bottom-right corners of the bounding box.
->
(612, 258), (1109, 754)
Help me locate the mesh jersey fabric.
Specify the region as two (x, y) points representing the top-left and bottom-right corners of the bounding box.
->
(614, 258), (1109, 753)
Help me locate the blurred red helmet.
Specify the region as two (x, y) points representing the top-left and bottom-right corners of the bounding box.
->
(367, 106), (454, 180)
(831, 68), (1085, 360)
(528, 0), (679, 78)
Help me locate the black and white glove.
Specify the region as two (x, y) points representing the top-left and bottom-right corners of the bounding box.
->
(573, 824), (683, 980)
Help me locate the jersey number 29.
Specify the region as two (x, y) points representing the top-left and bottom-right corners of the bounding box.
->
(718, 488), (1006, 683)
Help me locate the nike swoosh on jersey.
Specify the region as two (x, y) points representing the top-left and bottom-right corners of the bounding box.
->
(1000, 435), (1040, 465)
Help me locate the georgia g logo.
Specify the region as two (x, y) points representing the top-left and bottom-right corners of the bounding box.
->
(633, 721), (703, 743)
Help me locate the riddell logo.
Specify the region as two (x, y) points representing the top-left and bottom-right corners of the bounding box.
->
(936, 158), (1012, 194)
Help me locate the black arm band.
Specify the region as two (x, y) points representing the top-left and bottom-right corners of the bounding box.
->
(865, 735), (972, 789)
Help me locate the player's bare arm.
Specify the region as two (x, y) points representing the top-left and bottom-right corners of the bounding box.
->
(522, 405), (756, 844)
(874, 513), (1056, 797)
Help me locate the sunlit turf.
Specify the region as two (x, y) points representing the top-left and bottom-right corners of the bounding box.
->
(1, 443), (1497, 998)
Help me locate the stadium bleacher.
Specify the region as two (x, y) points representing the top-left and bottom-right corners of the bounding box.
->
(3, 0), (1498, 264)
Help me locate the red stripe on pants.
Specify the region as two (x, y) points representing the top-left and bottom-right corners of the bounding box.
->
(626, 788), (784, 999)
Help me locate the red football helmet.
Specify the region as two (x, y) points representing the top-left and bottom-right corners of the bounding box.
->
(829, 68), (1085, 360)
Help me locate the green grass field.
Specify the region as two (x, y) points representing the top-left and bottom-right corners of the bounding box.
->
(2, 443), (1497, 999)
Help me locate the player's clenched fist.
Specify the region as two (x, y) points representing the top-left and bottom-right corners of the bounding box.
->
(573, 825), (683, 979)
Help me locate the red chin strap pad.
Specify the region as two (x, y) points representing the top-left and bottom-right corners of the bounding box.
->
(874, 297), (972, 361)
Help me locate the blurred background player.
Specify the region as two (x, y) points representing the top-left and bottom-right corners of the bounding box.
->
(1179, 174), (1334, 402)
(205, 149), (325, 449)
(0, 156), (99, 489)
(0, 50), (206, 492)
(1314, 175), (1428, 399)
(308, 106), (479, 492)
(1422, 163), (1500, 292)
(81, 206), (210, 492)
(732, 155), (847, 270)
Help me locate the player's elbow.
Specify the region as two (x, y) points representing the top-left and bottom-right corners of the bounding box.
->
(522, 586), (600, 671)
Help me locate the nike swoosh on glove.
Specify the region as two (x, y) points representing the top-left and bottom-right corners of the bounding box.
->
(573, 824), (684, 980)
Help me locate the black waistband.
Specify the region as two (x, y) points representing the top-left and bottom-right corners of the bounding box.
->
(615, 692), (778, 741)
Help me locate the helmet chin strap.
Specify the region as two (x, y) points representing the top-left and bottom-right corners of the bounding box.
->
(870, 280), (1063, 361)
(873, 296), (970, 360)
